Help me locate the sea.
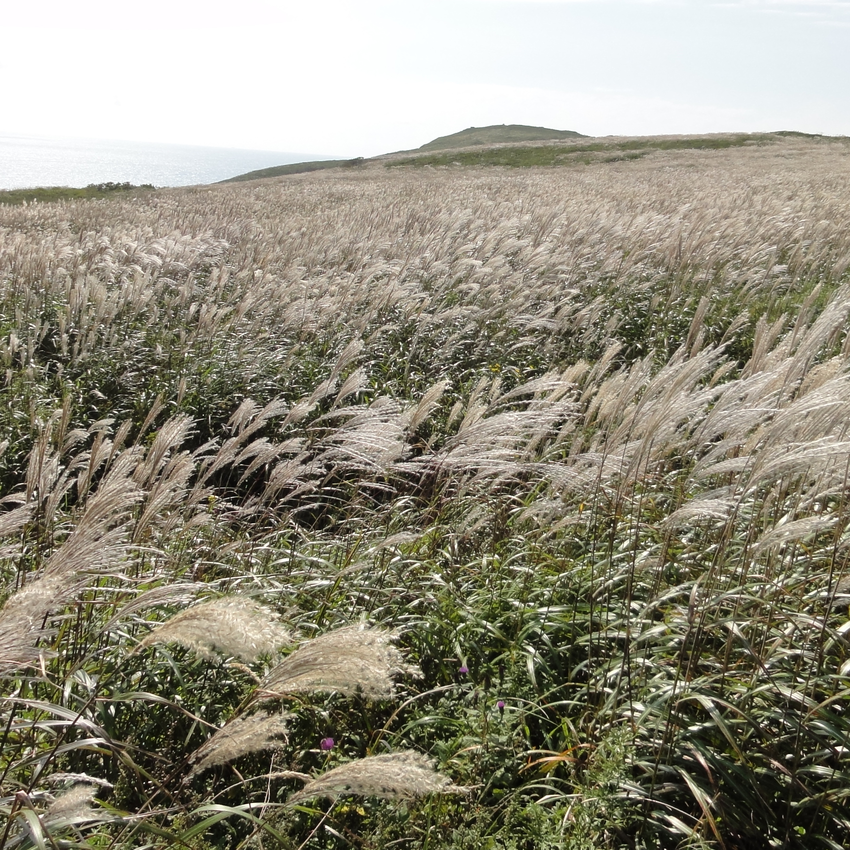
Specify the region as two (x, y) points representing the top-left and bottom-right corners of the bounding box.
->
(0, 133), (339, 191)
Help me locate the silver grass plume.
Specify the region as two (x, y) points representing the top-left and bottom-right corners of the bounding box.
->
(0, 459), (142, 674)
(99, 582), (204, 635)
(328, 337), (365, 384)
(196, 397), (289, 488)
(132, 414), (194, 488)
(752, 515), (838, 556)
(5, 783), (115, 848)
(259, 624), (420, 700)
(288, 751), (462, 804)
(42, 452), (144, 580)
(0, 502), (33, 563)
(261, 452), (321, 504)
(332, 367), (368, 407)
(188, 710), (292, 775)
(0, 502), (33, 538)
(0, 574), (74, 674)
(44, 783), (98, 823)
(405, 380), (448, 433)
(234, 438), (284, 485)
(43, 773), (113, 789)
(135, 596), (292, 662)
(132, 450), (195, 541)
(663, 498), (736, 528)
(317, 398), (407, 472)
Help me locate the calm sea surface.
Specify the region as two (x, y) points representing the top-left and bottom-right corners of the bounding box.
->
(0, 134), (337, 190)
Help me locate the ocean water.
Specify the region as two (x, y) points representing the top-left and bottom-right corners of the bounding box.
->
(0, 134), (337, 190)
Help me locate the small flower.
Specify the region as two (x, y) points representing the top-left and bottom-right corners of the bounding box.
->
(458, 665), (469, 675)
(320, 737), (335, 751)
(496, 700), (505, 712)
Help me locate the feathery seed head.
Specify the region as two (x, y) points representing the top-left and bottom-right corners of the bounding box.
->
(0, 573), (76, 674)
(259, 623), (421, 700)
(135, 596), (292, 662)
(189, 710), (292, 775)
(288, 751), (462, 804)
(44, 783), (99, 824)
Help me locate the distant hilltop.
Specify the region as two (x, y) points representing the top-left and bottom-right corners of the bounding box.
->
(221, 127), (829, 184)
(222, 125), (588, 182)
(418, 124), (586, 151)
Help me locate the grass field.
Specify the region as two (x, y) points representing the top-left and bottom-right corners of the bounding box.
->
(387, 132), (781, 169)
(2, 135), (850, 849)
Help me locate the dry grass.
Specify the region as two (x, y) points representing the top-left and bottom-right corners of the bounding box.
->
(258, 624), (421, 700)
(135, 596), (293, 662)
(1, 136), (850, 848)
(288, 751), (462, 804)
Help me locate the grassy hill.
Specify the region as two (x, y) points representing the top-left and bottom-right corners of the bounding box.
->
(222, 129), (840, 183)
(389, 132), (786, 168)
(220, 157), (366, 183)
(417, 123), (585, 151)
(220, 124), (585, 182)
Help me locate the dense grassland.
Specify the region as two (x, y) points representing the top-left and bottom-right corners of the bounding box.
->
(3, 137), (850, 848)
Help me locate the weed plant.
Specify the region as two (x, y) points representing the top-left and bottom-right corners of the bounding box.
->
(2, 136), (850, 848)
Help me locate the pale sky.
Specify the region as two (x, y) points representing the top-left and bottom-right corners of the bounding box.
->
(2, 0), (848, 156)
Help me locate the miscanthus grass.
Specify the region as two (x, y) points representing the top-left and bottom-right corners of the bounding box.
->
(287, 751), (463, 804)
(135, 595), (293, 662)
(256, 624), (421, 700)
(2, 134), (850, 848)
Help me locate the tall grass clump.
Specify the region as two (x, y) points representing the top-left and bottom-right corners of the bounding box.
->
(2, 134), (850, 847)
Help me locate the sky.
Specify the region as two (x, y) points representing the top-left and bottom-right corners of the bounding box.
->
(2, 0), (849, 156)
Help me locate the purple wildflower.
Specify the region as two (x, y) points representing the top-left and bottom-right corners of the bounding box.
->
(320, 737), (335, 751)
(497, 700), (506, 712)
(458, 665), (469, 675)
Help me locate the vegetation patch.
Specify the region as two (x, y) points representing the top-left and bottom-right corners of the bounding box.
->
(389, 133), (779, 168)
(0, 181), (155, 205)
(221, 157), (366, 183)
(2, 138), (850, 849)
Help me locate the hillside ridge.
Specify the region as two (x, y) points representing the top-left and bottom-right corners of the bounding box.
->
(417, 123), (585, 151)
(220, 124), (585, 182)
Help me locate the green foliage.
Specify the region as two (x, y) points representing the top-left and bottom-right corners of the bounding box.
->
(0, 182), (155, 205)
(389, 134), (778, 169)
(222, 158), (365, 183)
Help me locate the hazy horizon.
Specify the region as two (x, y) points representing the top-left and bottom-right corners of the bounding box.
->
(0, 133), (344, 190)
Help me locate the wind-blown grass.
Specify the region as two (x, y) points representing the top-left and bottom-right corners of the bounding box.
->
(2, 135), (850, 848)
